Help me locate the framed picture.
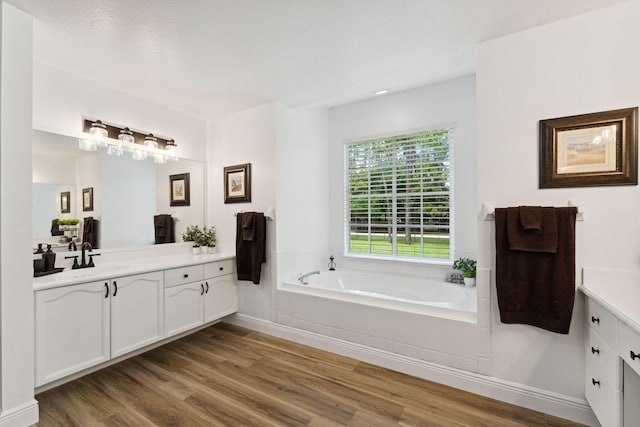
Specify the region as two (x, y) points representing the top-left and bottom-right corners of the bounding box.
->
(539, 107), (638, 188)
(224, 163), (251, 204)
(170, 173), (190, 206)
(60, 191), (70, 214)
(82, 187), (94, 212)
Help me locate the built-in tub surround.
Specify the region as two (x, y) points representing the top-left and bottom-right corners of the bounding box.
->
(282, 269), (476, 323)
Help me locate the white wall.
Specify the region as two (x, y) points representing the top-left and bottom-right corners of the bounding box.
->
(33, 62), (206, 161)
(477, 0), (640, 398)
(156, 159), (205, 241)
(207, 102), (277, 320)
(0, 2), (38, 424)
(328, 75), (478, 276)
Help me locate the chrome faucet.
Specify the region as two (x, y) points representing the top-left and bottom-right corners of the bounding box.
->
(298, 271), (320, 285)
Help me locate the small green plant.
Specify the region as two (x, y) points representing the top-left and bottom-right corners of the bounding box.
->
(182, 225), (203, 247)
(58, 218), (80, 226)
(453, 257), (477, 278)
(202, 225), (217, 247)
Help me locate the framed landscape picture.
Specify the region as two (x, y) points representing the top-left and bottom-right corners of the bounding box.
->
(224, 163), (251, 204)
(539, 107), (638, 188)
(82, 187), (93, 212)
(170, 173), (190, 206)
(60, 191), (70, 214)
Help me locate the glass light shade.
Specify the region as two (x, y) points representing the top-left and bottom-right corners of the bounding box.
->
(144, 134), (158, 154)
(132, 148), (147, 160)
(90, 120), (108, 147)
(118, 128), (135, 152)
(165, 139), (178, 161)
(78, 138), (97, 151)
(107, 142), (124, 156)
(154, 151), (167, 164)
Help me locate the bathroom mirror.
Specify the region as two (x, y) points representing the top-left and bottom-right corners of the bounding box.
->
(32, 129), (205, 250)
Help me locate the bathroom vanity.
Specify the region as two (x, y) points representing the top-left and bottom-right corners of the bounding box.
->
(581, 271), (640, 427)
(33, 252), (237, 389)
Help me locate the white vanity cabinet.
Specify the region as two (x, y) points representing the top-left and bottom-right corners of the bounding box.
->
(164, 260), (237, 337)
(35, 280), (111, 387)
(110, 271), (164, 358)
(35, 271), (164, 387)
(584, 298), (623, 427)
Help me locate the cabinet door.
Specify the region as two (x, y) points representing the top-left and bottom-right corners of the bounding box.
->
(165, 281), (204, 337)
(204, 275), (238, 323)
(35, 281), (110, 386)
(110, 271), (164, 358)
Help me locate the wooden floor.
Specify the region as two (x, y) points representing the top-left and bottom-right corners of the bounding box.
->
(36, 323), (585, 427)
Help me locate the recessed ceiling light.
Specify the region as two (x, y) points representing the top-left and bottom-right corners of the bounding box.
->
(373, 89), (389, 96)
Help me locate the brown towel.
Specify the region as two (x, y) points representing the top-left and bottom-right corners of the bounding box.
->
(50, 219), (64, 236)
(82, 217), (99, 249)
(154, 214), (175, 244)
(495, 206), (577, 334)
(507, 206), (557, 253)
(236, 212), (266, 284)
(519, 206), (542, 230)
(241, 213), (255, 241)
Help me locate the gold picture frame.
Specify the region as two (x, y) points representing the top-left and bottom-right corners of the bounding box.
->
(539, 107), (638, 188)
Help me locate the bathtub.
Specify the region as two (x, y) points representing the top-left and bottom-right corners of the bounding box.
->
(280, 269), (477, 323)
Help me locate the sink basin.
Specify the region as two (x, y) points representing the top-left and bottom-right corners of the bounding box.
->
(52, 263), (131, 281)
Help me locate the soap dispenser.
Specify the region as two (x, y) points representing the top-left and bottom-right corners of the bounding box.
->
(43, 244), (56, 271)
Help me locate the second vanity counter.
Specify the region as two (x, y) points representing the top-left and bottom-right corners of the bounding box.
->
(33, 252), (235, 291)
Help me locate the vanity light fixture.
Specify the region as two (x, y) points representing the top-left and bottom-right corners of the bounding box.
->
(80, 118), (179, 162)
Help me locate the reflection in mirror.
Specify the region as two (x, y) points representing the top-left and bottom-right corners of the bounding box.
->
(32, 130), (205, 250)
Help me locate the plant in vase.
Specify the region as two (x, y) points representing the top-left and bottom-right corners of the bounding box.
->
(202, 225), (217, 254)
(182, 225), (203, 254)
(452, 257), (477, 287)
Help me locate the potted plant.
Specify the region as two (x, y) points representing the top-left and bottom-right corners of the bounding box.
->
(453, 257), (477, 287)
(182, 225), (203, 254)
(202, 225), (217, 254)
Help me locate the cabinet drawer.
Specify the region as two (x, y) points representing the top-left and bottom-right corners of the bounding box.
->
(164, 264), (204, 288)
(585, 374), (622, 427)
(586, 298), (619, 349)
(620, 322), (640, 377)
(585, 328), (622, 390)
(204, 259), (234, 278)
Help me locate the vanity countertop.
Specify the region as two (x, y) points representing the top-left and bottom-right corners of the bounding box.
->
(33, 252), (235, 291)
(580, 282), (640, 335)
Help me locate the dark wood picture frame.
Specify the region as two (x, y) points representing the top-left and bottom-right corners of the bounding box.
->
(60, 191), (70, 214)
(82, 187), (94, 212)
(224, 163), (251, 204)
(539, 107), (638, 188)
(169, 173), (190, 206)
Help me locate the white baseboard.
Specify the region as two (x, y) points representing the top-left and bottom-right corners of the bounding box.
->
(228, 313), (598, 426)
(0, 399), (39, 427)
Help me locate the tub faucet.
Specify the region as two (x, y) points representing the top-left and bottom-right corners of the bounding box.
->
(298, 270), (320, 285)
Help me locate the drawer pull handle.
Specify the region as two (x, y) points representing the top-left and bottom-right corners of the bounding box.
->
(183, 274), (189, 278)
(219, 267), (224, 271)
(200, 283), (204, 296)
(113, 281), (118, 297)
(591, 347), (600, 355)
(592, 378), (600, 387)
(631, 351), (640, 361)
(105, 283), (109, 298)
(591, 316), (600, 324)
(205, 282), (209, 293)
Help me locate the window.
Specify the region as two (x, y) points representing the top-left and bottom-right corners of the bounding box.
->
(345, 127), (453, 261)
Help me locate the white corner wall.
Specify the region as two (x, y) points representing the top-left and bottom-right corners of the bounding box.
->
(477, 0), (640, 399)
(0, 2), (39, 425)
(207, 102), (278, 320)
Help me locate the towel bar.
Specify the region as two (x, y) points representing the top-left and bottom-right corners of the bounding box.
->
(233, 208), (275, 221)
(482, 201), (583, 221)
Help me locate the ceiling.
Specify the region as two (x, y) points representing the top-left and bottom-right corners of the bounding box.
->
(8, 0), (629, 120)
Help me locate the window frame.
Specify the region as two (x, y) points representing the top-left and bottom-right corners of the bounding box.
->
(343, 125), (455, 265)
